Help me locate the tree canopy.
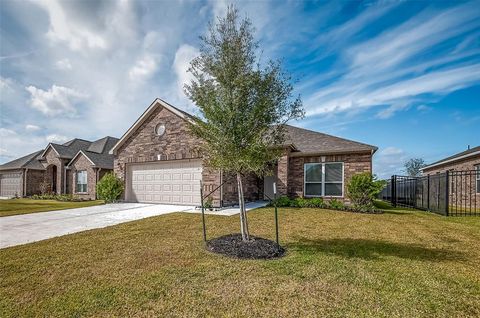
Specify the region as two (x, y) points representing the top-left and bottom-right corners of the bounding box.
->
(184, 6), (303, 241)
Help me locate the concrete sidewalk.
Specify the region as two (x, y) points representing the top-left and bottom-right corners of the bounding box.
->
(0, 201), (269, 248)
(0, 203), (192, 248)
(184, 201), (269, 216)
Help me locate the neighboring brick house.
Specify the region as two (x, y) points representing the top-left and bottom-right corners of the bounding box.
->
(0, 136), (118, 199)
(111, 98), (378, 207)
(422, 146), (480, 207)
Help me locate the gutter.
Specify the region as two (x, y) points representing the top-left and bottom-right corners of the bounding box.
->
(289, 149), (376, 157)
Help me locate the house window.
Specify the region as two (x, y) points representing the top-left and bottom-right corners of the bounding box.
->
(476, 165), (480, 194)
(155, 123), (166, 136)
(304, 162), (344, 197)
(76, 170), (87, 193)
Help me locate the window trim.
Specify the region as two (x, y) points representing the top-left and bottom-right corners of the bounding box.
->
(154, 123), (166, 137)
(304, 162), (344, 198)
(75, 170), (88, 194)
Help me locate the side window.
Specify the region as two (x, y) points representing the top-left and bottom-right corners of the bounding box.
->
(76, 171), (87, 193)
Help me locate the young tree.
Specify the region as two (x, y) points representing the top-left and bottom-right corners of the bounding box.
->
(185, 7), (303, 241)
(404, 158), (426, 177)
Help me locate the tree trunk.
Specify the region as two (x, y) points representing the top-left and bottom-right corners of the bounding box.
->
(237, 172), (250, 241)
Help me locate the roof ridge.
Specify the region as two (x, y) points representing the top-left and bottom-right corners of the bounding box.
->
(424, 145), (480, 168)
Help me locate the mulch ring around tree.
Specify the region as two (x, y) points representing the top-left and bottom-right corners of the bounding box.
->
(206, 233), (286, 259)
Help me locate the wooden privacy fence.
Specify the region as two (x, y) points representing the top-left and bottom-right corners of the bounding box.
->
(379, 170), (480, 216)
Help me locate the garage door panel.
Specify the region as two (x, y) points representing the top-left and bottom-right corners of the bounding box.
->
(127, 160), (202, 205)
(0, 172), (23, 197)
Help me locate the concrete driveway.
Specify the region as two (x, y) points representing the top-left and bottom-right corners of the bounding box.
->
(0, 203), (192, 248)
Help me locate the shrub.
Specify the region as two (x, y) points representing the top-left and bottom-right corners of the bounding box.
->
(294, 197), (310, 208)
(347, 173), (386, 212)
(328, 198), (345, 210)
(30, 193), (81, 201)
(203, 197), (214, 210)
(96, 172), (124, 203)
(273, 196), (293, 207)
(309, 197), (325, 208)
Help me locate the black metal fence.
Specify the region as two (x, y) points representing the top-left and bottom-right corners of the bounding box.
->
(379, 170), (479, 216)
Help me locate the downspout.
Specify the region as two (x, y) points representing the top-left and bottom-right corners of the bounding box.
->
(219, 170), (223, 208)
(23, 168), (28, 197)
(96, 168), (102, 199)
(64, 166), (68, 194)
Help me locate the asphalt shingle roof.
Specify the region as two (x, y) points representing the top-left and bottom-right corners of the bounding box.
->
(0, 137), (118, 171)
(50, 139), (92, 159)
(423, 145), (480, 170)
(283, 124), (377, 155)
(0, 150), (44, 171)
(80, 137), (119, 169)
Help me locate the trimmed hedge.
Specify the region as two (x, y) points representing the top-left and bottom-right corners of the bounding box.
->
(30, 194), (87, 202)
(269, 196), (382, 214)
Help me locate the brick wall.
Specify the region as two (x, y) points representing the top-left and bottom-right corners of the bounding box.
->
(277, 149), (290, 196)
(42, 147), (67, 194)
(25, 169), (45, 196)
(114, 105), (220, 203)
(221, 171), (263, 206)
(423, 155), (480, 208)
(287, 152), (373, 202)
(423, 156), (480, 175)
(69, 154), (98, 200)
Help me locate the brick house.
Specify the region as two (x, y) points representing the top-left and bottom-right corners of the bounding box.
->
(110, 98), (378, 207)
(422, 146), (480, 207)
(0, 136), (118, 199)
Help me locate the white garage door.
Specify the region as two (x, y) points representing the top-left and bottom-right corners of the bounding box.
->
(127, 160), (202, 205)
(0, 172), (23, 198)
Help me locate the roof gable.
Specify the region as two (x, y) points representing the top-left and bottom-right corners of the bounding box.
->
(110, 98), (194, 155)
(88, 136), (119, 154)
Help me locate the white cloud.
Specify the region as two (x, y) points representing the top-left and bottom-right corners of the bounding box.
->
(380, 147), (404, 156)
(55, 58), (72, 70)
(129, 54), (159, 82)
(374, 147), (408, 179)
(33, 0), (138, 52)
(0, 128), (17, 137)
(173, 44), (199, 99)
(25, 124), (41, 132)
(26, 85), (87, 116)
(0, 77), (15, 91)
(46, 134), (69, 144)
(304, 1), (480, 118)
(0, 148), (13, 159)
(416, 105), (432, 113)
(37, 0), (107, 51)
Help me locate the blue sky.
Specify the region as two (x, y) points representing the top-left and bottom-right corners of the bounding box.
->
(0, 0), (479, 178)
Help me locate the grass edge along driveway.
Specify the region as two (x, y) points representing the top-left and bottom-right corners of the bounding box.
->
(0, 198), (104, 217)
(1, 206), (479, 317)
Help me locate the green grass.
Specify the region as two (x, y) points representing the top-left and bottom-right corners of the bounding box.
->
(0, 198), (105, 217)
(1, 207), (479, 317)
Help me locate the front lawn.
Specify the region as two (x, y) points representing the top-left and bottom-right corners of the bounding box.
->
(0, 198), (104, 217)
(1, 207), (479, 317)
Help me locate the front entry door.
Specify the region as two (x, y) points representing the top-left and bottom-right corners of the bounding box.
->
(264, 175), (275, 200)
